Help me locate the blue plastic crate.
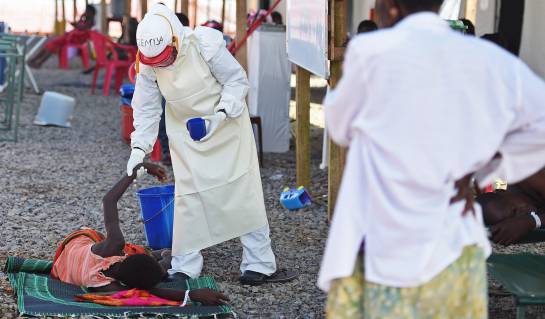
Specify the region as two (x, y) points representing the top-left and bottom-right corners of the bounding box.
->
(280, 186), (312, 210)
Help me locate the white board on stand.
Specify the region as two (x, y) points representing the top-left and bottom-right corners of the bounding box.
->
(520, 0), (545, 80)
(286, 0), (328, 79)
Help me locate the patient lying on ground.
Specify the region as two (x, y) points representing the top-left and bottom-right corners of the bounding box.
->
(478, 170), (545, 245)
(51, 163), (229, 305)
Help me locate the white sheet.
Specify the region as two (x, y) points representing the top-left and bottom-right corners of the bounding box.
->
(248, 26), (291, 153)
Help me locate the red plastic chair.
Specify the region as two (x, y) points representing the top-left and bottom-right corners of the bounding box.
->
(58, 30), (91, 70)
(88, 31), (137, 96)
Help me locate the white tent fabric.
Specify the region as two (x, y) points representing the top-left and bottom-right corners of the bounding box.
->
(520, 1), (545, 80)
(248, 25), (291, 153)
(439, 0), (463, 20)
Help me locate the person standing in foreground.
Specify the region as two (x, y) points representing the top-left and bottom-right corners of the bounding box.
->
(319, 0), (545, 318)
(127, 3), (294, 285)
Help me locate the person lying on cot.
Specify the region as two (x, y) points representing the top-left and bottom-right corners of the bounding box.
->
(477, 169), (545, 245)
(51, 162), (229, 305)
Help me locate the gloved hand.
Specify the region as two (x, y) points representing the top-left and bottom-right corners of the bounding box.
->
(127, 148), (146, 177)
(200, 111), (227, 142)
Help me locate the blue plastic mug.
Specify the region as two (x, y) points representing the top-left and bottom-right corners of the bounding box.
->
(186, 117), (207, 141)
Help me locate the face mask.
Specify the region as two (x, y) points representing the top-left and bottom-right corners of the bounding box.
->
(138, 45), (178, 68)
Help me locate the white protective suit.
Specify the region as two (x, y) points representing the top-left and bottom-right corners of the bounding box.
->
(131, 4), (276, 278)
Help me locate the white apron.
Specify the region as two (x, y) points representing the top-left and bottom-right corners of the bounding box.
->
(155, 33), (268, 255)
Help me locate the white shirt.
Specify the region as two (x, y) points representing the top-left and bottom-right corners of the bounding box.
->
(318, 13), (545, 291)
(130, 4), (249, 153)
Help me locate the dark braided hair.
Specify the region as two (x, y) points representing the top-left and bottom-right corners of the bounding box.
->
(116, 254), (164, 290)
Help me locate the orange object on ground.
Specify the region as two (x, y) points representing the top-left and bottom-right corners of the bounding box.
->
(120, 104), (134, 144)
(51, 228), (149, 286)
(76, 289), (180, 307)
(89, 31), (137, 96)
(120, 104), (162, 161)
(150, 142), (162, 162)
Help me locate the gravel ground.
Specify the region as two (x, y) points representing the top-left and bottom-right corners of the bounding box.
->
(1, 59), (545, 318)
(0, 59), (329, 318)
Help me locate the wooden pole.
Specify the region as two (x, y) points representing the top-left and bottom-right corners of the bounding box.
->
(54, 0), (59, 35)
(464, 0), (478, 24)
(181, 0), (189, 15)
(122, 0), (132, 43)
(61, 0), (66, 32)
(327, 0), (347, 220)
(73, 0), (77, 21)
(192, 0), (198, 28)
(62, 0), (66, 21)
(100, 0), (107, 34)
(235, 0), (248, 70)
(296, 66), (311, 189)
(221, 0), (226, 25)
(141, 0), (148, 18)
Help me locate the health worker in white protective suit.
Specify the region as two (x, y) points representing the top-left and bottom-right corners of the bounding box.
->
(126, 3), (295, 285)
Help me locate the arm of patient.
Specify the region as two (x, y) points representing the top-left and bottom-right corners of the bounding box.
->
(150, 287), (230, 305)
(91, 174), (136, 258)
(88, 281), (127, 292)
(92, 163), (167, 258)
(89, 285), (230, 305)
(511, 169), (545, 206)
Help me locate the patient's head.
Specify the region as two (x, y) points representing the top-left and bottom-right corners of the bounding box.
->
(115, 254), (164, 289)
(478, 191), (537, 226)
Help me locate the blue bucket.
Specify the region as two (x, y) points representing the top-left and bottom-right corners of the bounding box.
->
(137, 185), (175, 250)
(119, 83), (134, 106)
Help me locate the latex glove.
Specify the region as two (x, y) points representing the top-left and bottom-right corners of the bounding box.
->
(200, 112), (227, 142)
(127, 148), (146, 177)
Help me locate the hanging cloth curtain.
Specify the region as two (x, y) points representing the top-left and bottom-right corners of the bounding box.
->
(439, 0), (463, 20)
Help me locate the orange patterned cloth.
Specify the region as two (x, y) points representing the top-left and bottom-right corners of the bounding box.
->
(51, 236), (126, 287)
(76, 289), (180, 307)
(51, 229), (149, 287)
